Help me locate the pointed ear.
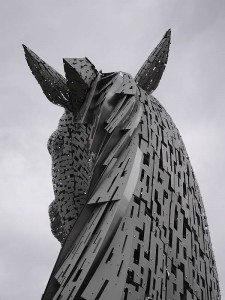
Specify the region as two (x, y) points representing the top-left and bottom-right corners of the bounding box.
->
(23, 45), (72, 110)
(135, 29), (171, 94)
(63, 58), (98, 115)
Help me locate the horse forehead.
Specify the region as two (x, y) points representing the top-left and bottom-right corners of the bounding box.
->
(104, 71), (138, 98)
(52, 71), (139, 136)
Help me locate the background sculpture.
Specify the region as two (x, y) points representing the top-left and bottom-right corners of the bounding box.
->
(24, 30), (221, 300)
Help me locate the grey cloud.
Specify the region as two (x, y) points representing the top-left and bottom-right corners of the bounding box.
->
(1, 0), (225, 299)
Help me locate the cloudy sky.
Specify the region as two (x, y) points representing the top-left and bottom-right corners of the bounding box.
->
(1, 0), (225, 299)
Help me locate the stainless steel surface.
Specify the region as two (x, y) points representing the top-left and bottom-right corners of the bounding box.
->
(24, 30), (221, 300)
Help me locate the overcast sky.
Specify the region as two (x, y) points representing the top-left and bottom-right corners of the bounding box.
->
(1, 0), (225, 299)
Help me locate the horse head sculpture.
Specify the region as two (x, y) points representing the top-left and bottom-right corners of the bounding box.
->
(23, 30), (220, 300)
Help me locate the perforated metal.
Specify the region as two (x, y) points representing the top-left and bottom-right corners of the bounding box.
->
(24, 30), (221, 300)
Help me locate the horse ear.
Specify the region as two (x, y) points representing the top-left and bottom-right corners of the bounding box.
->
(135, 29), (171, 94)
(23, 45), (72, 111)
